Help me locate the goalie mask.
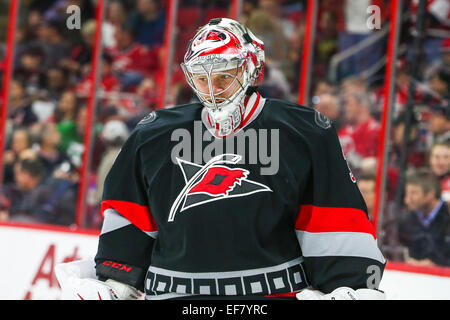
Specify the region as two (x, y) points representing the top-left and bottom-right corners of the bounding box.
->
(181, 18), (265, 137)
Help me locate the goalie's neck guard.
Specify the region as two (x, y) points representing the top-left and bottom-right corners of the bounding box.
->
(202, 90), (265, 138)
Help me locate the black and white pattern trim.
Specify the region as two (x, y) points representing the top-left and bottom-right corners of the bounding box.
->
(144, 257), (308, 299)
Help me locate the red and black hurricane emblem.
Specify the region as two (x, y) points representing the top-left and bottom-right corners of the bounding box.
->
(189, 166), (247, 196)
(193, 29), (227, 46)
(205, 30), (227, 42)
(185, 28), (240, 62)
(168, 154), (272, 222)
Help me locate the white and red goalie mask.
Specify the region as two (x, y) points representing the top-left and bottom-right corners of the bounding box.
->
(181, 18), (265, 137)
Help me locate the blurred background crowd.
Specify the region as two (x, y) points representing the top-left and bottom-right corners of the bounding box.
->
(0, 0), (448, 267)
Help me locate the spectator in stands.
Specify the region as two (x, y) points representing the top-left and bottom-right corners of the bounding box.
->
(389, 111), (427, 171)
(257, 63), (291, 100)
(425, 38), (450, 80)
(0, 192), (10, 222)
(429, 141), (450, 204)
(2, 128), (31, 185)
(426, 101), (450, 146)
(57, 104), (86, 168)
(285, 20), (305, 94)
(106, 0), (128, 27)
(339, 75), (385, 118)
(357, 171), (376, 222)
(103, 0), (130, 49)
(357, 169), (404, 261)
(74, 52), (122, 99)
(240, 0), (259, 25)
(53, 90), (81, 124)
(99, 52), (122, 94)
(108, 23), (160, 91)
(313, 93), (343, 131)
(317, 0), (342, 33)
(315, 9), (338, 79)
(384, 111), (426, 200)
(45, 67), (70, 103)
(31, 173), (78, 227)
(14, 24), (34, 65)
(428, 69), (450, 99)
(7, 156), (78, 226)
(259, 0), (296, 39)
(338, 90), (381, 170)
(4, 156), (45, 223)
(129, 0), (166, 48)
(16, 148), (38, 161)
(35, 18), (72, 70)
(53, 160), (79, 185)
(384, 64), (439, 118)
(59, 19), (95, 78)
(312, 79), (337, 97)
(58, 104), (105, 172)
(135, 77), (160, 109)
(245, 9), (288, 67)
(36, 122), (70, 179)
(398, 169), (450, 267)
(13, 5), (53, 62)
(94, 120), (130, 227)
(244, 9), (292, 99)
(8, 79), (38, 128)
(14, 46), (47, 95)
(173, 84), (195, 106)
(24, 9), (43, 42)
(340, 75), (369, 97)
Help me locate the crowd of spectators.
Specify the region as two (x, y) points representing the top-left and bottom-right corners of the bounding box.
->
(293, 0), (449, 267)
(0, 0), (168, 228)
(0, 0), (448, 266)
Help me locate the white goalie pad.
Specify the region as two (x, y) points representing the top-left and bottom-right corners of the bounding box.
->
(296, 287), (386, 300)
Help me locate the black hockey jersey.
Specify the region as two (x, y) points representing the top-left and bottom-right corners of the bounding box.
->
(95, 97), (386, 299)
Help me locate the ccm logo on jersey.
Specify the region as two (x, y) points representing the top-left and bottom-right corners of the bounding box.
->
(168, 153), (272, 222)
(102, 261), (133, 272)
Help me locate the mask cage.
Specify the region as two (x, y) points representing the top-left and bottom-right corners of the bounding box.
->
(181, 57), (250, 110)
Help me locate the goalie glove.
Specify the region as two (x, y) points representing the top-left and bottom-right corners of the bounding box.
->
(54, 259), (143, 300)
(296, 287), (385, 300)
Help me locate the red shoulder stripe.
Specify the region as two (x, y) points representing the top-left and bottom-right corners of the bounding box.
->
(101, 200), (158, 232)
(295, 205), (376, 239)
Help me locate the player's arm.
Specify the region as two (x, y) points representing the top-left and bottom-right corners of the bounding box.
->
(95, 129), (157, 293)
(55, 129), (157, 299)
(294, 113), (386, 299)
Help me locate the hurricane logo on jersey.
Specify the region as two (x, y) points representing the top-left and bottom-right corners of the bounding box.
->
(168, 154), (272, 222)
(188, 166), (248, 196)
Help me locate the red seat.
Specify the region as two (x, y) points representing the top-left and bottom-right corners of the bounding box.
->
(177, 6), (202, 28)
(201, 8), (229, 25)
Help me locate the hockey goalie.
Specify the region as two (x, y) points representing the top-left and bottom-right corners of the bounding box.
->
(55, 18), (386, 300)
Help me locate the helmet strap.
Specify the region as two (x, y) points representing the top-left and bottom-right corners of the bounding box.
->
(245, 86), (258, 96)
